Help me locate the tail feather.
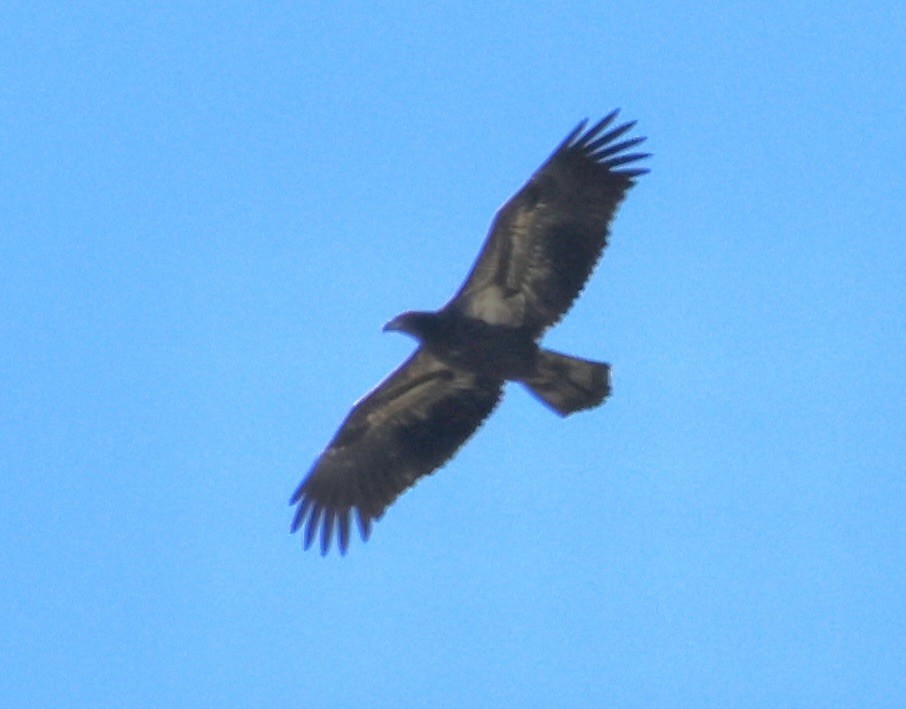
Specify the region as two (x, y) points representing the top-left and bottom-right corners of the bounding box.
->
(522, 349), (611, 416)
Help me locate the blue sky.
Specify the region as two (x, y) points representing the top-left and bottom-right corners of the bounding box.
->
(2, 3), (904, 706)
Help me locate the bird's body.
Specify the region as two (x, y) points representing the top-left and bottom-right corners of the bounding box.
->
(385, 311), (539, 380)
(291, 111), (649, 554)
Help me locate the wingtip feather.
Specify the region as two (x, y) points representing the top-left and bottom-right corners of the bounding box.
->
(589, 135), (646, 161)
(303, 504), (323, 550)
(320, 509), (336, 556)
(621, 167), (650, 179)
(604, 152), (651, 170)
(551, 118), (589, 156)
(581, 109), (620, 142)
(338, 509), (351, 555)
(290, 494), (377, 555)
(357, 509), (373, 541)
(290, 495), (313, 533)
(549, 110), (650, 178)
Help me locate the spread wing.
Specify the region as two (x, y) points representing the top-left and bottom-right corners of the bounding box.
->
(445, 110), (649, 334)
(290, 348), (503, 555)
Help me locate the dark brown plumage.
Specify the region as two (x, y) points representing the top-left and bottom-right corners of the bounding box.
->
(291, 110), (648, 554)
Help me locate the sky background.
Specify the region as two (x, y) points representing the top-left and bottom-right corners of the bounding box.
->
(2, 3), (904, 707)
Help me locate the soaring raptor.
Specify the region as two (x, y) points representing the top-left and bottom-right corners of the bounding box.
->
(291, 110), (648, 554)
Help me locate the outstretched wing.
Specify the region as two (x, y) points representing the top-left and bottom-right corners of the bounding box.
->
(445, 110), (648, 334)
(290, 348), (503, 555)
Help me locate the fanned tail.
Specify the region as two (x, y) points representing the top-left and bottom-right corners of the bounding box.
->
(522, 349), (611, 416)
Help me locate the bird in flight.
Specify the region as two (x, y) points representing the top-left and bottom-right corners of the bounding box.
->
(291, 110), (648, 554)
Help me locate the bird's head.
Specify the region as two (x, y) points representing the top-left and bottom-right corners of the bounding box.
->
(382, 310), (438, 341)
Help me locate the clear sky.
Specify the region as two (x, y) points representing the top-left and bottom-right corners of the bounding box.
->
(2, 3), (904, 707)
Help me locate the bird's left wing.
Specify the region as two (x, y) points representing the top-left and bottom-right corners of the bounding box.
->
(290, 348), (503, 555)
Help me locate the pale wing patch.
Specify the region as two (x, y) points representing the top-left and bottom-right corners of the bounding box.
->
(363, 369), (449, 429)
(461, 285), (526, 325)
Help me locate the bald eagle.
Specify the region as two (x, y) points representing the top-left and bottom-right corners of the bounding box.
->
(291, 110), (648, 554)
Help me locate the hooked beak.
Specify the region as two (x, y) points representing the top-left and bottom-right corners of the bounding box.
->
(382, 315), (403, 333)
